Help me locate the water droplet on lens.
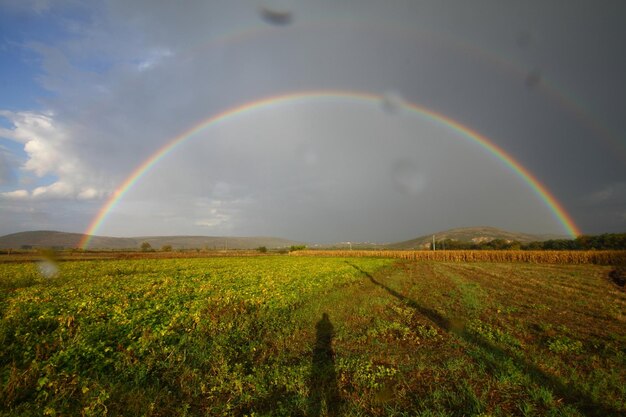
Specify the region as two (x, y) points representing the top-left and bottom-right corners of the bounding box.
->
(38, 260), (59, 278)
(525, 68), (542, 90)
(381, 91), (405, 114)
(259, 2), (293, 25)
(391, 159), (425, 195)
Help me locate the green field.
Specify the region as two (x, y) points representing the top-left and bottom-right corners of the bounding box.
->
(1, 257), (625, 416)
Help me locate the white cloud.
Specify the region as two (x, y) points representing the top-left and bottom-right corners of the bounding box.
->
(0, 111), (53, 145)
(77, 187), (100, 200)
(32, 181), (73, 198)
(0, 111), (69, 176)
(0, 111), (106, 200)
(193, 199), (238, 230)
(1, 189), (29, 199)
(135, 48), (173, 72)
(195, 217), (230, 228)
(0, 0), (51, 14)
(1, 182), (104, 201)
(584, 183), (626, 205)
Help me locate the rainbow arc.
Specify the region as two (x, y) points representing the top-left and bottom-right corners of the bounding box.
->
(80, 91), (580, 248)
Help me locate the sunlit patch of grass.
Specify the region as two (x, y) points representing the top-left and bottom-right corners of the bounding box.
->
(547, 336), (584, 355)
(467, 319), (522, 349)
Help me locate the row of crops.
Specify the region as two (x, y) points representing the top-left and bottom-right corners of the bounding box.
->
(290, 249), (626, 264)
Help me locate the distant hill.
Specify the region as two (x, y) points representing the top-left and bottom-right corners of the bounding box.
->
(0, 231), (301, 250)
(131, 235), (301, 250)
(388, 226), (568, 249)
(0, 227), (570, 251)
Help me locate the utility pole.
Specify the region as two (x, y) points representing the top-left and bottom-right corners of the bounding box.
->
(432, 235), (436, 251)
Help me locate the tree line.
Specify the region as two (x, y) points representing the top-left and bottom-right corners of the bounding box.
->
(434, 233), (626, 251)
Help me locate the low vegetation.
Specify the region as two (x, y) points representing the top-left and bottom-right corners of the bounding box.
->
(1, 257), (625, 416)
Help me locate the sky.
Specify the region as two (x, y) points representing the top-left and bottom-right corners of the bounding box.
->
(0, 0), (625, 243)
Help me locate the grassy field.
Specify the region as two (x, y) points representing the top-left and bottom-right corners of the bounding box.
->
(1, 256), (625, 416)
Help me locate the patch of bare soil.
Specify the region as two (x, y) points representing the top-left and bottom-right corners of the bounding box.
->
(609, 267), (626, 288)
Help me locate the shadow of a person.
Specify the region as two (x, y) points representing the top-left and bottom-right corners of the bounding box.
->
(308, 313), (341, 416)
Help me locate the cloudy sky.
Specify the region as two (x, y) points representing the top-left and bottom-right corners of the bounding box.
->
(0, 0), (624, 243)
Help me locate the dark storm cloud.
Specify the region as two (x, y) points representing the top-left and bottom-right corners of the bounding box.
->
(0, 0), (624, 238)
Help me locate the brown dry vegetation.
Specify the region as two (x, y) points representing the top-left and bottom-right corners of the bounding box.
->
(291, 249), (626, 264)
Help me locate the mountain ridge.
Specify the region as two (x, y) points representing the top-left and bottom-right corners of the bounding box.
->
(0, 227), (569, 250)
(0, 231), (301, 250)
(387, 226), (569, 249)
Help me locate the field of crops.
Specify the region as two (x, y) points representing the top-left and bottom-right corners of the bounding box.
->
(291, 250), (626, 265)
(1, 256), (625, 416)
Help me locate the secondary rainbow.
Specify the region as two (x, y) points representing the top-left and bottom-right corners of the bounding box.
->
(79, 90), (581, 248)
(185, 20), (625, 162)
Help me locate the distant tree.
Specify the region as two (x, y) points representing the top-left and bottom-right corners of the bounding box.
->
(483, 239), (521, 250)
(161, 244), (172, 252)
(523, 241), (544, 250)
(576, 233), (626, 250)
(575, 235), (591, 250)
(257, 246), (268, 253)
(542, 239), (577, 250)
(140, 241), (152, 251)
(289, 245), (307, 252)
(508, 241), (521, 250)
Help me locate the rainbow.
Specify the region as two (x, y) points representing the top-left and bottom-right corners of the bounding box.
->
(79, 90), (581, 248)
